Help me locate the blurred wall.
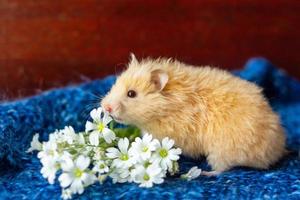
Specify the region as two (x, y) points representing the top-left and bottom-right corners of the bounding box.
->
(0, 0), (299, 99)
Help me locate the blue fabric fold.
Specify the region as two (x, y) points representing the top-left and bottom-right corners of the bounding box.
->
(0, 58), (299, 199)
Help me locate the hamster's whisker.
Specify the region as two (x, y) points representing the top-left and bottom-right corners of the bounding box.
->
(80, 102), (100, 114)
(86, 92), (102, 101)
(80, 106), (97, 121)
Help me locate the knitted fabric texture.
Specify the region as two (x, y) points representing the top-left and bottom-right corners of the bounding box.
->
(0, 58), (299, 199)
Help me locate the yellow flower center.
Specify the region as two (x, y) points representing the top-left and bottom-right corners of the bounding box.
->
(97, 123), (105, 132)
(143, 174), (150, 181)
(55, 163), (61, 169)
(120, 154), (129, 161)
(74, 168), (83, 178)
(100, 164), (105, 169)
(142, 146), (148, 152)
(159, 148), (168, 158)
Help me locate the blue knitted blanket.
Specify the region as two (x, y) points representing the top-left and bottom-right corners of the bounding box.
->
(0, 58), (299, 200)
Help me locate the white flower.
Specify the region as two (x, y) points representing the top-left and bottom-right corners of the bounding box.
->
(86, 108), (116, 145)
(40, 151), (72, 185)
(129, 133), (159, 161)
(40, 157), (59, 184)
(77, 133), (86, 145)
(106, 138), (135, 169)
(131, 163), (165, 188)
(37, 140), (59, 163)
(30, 105), (186, 195)
(61, 189), (72, 200)
(151, 137), (182, 171)
(27, 133), (42, 152)
(180, 166), (202, 181)
(92, 147), (105, 160)
(39, 144), (71, 184)
(61, 126), (78, 144)
(48, 130), (65, 144)
(133, 158), (153, 168)
(109, 167), (133, 183)
(58, 155), (96, 195)
(92, 160), (109, 174)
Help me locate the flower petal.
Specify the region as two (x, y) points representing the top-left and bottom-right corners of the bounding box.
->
(70, 179), (84, 194)
(102, 128), (116, 143)
(26, 133), (42, 152)
(140, 151), (151, 160)
(89, 131), (99, 146)
(140, 181), (153, 188)
(143, 133), (152, 144)
(61, 189), (72, 200)
(90, 108), (102, 122)
(77, 133), (86, 144)
(106, 148), (121, 158)
(85, 121), (97, 132)
(147, 164), (161, 176)
(102, 112), (112, 126)
(153, 177), (164, 184)
(134, 137), (142, 144)
(168, 154), (180, 161)
(160, 159), (168, 170)
(152, 139), (161, 149)
(76, 155), (90, 170)
(59, 173), (73, 188)
(118, 138), (129, 154)
(189, 167), (202, 179)
(168, 148), (182, 160)
(162, 137), (174, 150)
(166, 160), (173, 170)
(81, 173), (96, 186)
(60, 156), (74, 172)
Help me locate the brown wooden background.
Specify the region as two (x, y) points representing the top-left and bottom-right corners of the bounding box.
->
(0, 0), (299, 100)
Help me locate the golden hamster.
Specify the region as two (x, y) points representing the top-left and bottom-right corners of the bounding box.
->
(101, 54), (286, 176)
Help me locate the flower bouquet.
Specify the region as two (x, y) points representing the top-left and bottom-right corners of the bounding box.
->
(27, 107), (201, 199)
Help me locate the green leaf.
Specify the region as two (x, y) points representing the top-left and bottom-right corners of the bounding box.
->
(109, 120), (116, 130)
(113, 126), (141, 142)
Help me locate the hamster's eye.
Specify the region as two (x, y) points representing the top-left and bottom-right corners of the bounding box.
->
(127, 90), (137, 98)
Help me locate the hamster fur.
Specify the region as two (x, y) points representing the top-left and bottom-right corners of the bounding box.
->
(101, 54), (286, 175)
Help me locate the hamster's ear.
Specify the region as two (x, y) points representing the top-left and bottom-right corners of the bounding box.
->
(150, 69), (169, 91)
(129, 53), (138, 66)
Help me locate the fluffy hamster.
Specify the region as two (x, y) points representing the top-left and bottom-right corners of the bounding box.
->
(101, 54), (286, 175)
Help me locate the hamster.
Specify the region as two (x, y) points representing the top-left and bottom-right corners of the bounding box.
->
(101, 54), (286, 176)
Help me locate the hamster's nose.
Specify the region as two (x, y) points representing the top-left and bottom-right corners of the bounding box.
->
(103, 104), (113, 113)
